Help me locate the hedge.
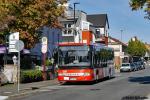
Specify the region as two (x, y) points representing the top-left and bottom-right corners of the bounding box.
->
(20, 70), (43, 83)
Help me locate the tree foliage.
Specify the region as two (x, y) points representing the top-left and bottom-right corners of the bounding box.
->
(0, 0), (67, 48)
(127, 39), (147, 57)
(129, 0), (150, 19)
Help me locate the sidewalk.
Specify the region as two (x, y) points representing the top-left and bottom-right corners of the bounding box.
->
(0, 78), (59, 97)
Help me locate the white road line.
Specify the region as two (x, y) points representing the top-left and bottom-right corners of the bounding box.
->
(42, 85), (74, 90)
(39, 90), (52, 92)
(0, 96), (8, 100)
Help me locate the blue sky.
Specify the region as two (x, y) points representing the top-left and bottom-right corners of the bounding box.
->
(69, 0), (150, 43)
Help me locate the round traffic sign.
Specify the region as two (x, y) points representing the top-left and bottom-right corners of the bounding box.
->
(42, 37), (47, 45)
(41, 44), (47, 53)
(15, 40), (24, 51)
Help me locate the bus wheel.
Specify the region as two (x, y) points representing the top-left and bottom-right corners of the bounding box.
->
(109, 69), (111, 79)
(95, 74), (99, 82)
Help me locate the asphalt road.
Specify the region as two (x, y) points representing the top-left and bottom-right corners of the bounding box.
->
(10, 66), (150, 100)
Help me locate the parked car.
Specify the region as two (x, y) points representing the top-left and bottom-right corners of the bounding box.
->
(120, 63), (135, 72)
(139, 61), (145, 69)
(133, 62), (140, 71)
(131, 63), (137, 71)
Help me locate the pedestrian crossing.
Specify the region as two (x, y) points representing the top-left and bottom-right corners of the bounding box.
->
(0, 96), (8, 100)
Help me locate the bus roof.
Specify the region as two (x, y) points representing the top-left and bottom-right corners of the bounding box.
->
(58, 43), (85, 46)
(58, 42), (113, 51)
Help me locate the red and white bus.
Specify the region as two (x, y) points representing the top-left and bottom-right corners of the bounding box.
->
(57, 43), (115, 83)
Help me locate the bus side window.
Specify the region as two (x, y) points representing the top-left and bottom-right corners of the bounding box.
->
(88, 51), (93, 66)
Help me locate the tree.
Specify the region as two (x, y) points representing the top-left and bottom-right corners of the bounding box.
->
(129, 0), (150, 19)
(127, 39), (147, 57)
(0, 0), (67, 48)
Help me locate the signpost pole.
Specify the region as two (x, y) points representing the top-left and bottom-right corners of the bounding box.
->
(42, 53), (46, 80)
(17, 50), (20, 93)
(41, 37), (48, 81)
(15, 40), (24, 93)
(9, 32), (24, 93)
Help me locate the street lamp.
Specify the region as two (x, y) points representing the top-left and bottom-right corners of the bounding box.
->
(12, 55), (17, 66)
(120, 30), (123, 42)
(73, 2), (80, 28)
(120, 29), (123, 68)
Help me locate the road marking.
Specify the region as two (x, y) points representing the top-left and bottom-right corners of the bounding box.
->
(42, 85), (74, 90)
(0, 96), (8, 100)
(37, 85), (75, 93)
(3, 92), (12, 94)
(39, 89), (52, 92)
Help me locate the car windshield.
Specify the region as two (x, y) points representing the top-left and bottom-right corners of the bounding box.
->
(58, 46), (91, 68)
(122, 64), (130, 66)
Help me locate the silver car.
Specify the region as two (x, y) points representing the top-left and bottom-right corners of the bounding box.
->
(120, 63), (135, 72)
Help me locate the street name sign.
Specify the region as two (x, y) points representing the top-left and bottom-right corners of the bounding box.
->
(9, 32), (19, 52)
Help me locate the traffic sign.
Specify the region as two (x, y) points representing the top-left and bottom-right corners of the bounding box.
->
(15, 40), (24, 51)
(9, 32), (19, 52)
(42, 37), (47, 45)
(41, 37), (48, 53)
(41, 44), (47, 53)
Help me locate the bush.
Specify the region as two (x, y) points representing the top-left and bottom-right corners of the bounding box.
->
(20, 70), (43, 83)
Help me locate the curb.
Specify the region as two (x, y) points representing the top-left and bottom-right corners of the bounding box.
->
(1, 80), (59, 99)
(8, 82), (59, 99)
(9, 89), (40, 99)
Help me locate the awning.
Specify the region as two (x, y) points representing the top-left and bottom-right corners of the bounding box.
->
(0, 45), (6, 54)
(0, 45), (30, 54)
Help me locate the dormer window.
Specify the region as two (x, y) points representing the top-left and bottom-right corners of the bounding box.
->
(96, 29), (100, 34)
(95, 29), (100, 38)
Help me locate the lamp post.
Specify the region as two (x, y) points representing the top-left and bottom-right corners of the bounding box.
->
(120, 30), (123, 42)
(120, 30), (123, 67)
(12, 55), (19, 92)
(73, 2), (80, 28)
(12, 55), (17, 66)
(4, 34), (8, 67)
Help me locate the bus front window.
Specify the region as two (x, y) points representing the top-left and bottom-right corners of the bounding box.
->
(59, 49), (91, 67)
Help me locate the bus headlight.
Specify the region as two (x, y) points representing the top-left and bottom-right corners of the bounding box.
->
(84, 72), (90, 76)
(58, 73), (63, 76)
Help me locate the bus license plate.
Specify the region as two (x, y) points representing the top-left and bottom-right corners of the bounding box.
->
(70, 78), (77, 80)
(64, 77), (69, 80)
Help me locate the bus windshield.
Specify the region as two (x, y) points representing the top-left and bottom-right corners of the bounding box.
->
(58, 46), (91, 68)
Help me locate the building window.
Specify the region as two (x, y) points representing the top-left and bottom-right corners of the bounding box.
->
(62, 23), (74, 36)
(95, 29), (100, 38)
(96, 29), (100, 34)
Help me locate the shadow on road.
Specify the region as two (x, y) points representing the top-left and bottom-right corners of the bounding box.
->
(128, 76), (150, 84)
(61, 77), (115, 85)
